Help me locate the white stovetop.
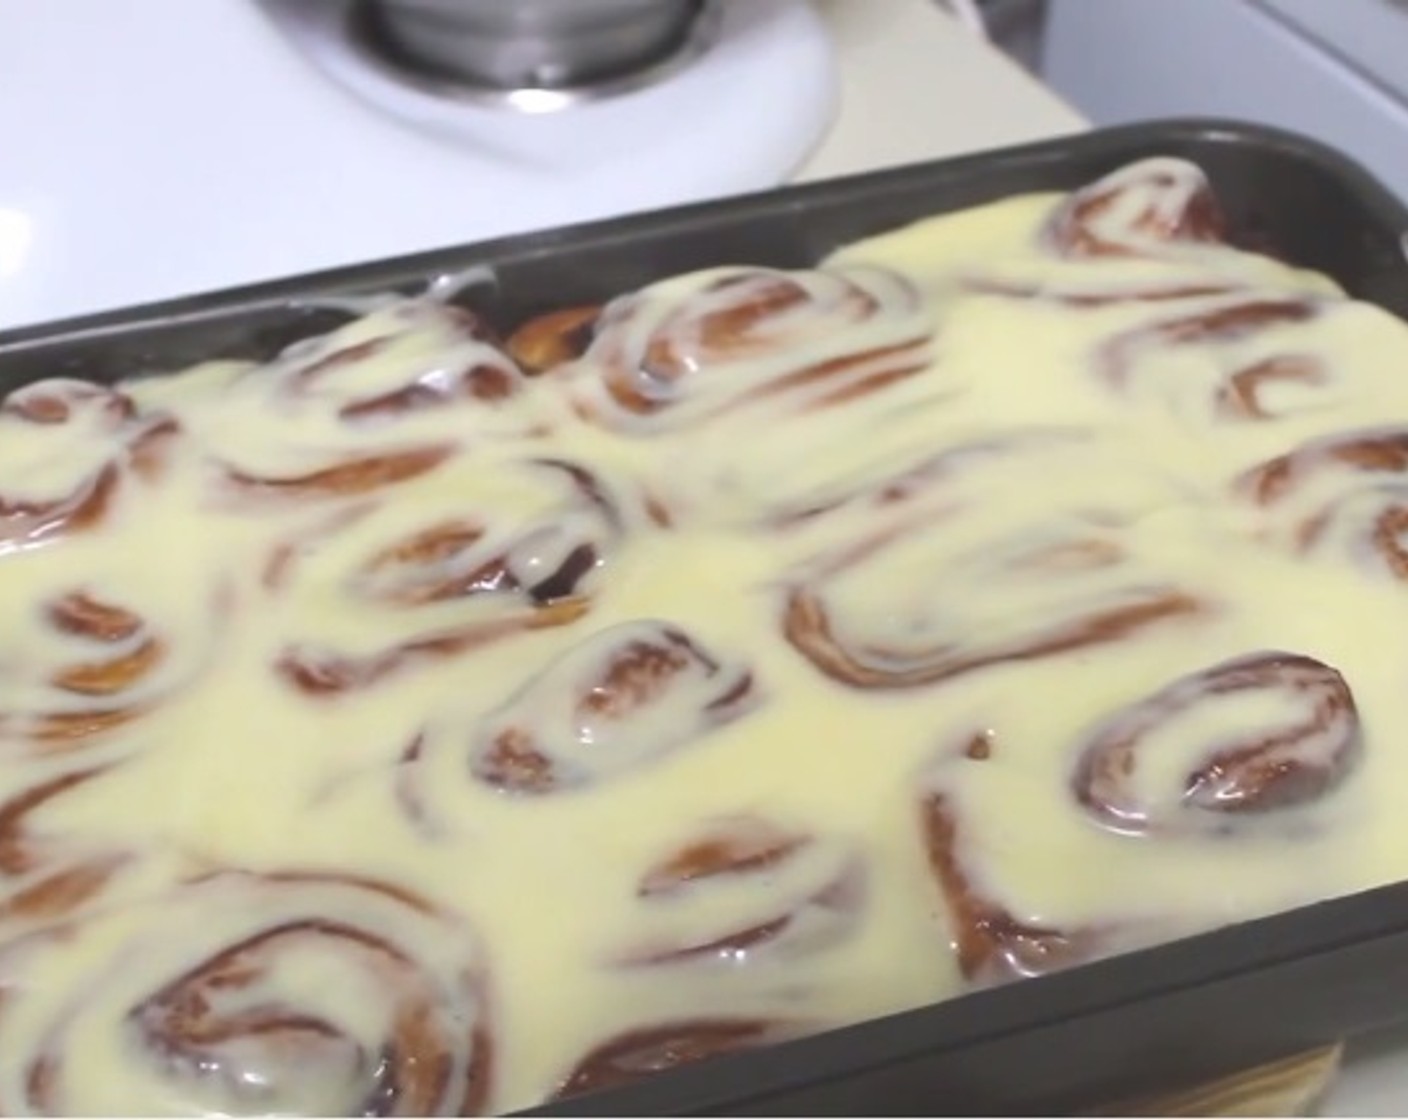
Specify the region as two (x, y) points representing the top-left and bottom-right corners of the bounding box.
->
(0, 0), (1084, 330)
(0, 0), (832, 329)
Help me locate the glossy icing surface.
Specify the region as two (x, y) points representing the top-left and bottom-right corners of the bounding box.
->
(0, 158), (1405, 1114)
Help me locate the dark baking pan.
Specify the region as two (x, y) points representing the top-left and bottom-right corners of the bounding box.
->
(4, 118), (1408, 1115)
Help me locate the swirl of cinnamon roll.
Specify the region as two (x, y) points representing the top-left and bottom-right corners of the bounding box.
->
(466, 621), (757, 795)
(764, 428), (1087, 532)
(1072, 652), (1361, 836)
(782, 445), (1206, 690)
(615, 815), (864, 966)
(1, 581), (221, 752)
(0, 380), (179, 553)
(220, 442), (458, 505)
(196, 303), (554, 508)
(564, 264), (935, 432)
(1041, 157), (1225, 259)
(0, 764), (130, 930)
(1236, 428), (1408, 577)
(1097, 293), (1331, 420)
(0, 871), (492, 1116)
(963, 276), (1248, 307)
(265, 300), (528, 422)
(919, 788), (1099, 983)
(551, 1018), (800, 1102)
(273, 459), (621, 695)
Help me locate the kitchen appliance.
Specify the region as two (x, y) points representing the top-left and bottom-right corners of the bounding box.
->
(0, 0), (834, 329)
(350, 0), (712, 102)
(4, 119), (1407, 1115)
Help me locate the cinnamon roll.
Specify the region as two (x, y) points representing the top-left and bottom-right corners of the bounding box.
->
(1237, 427), (1408, 577)
(1041, 157), (1225, 259)
(188, 302), (557, 510)
(466, 621), (758, 795)
(263, 300), (527, 422)
(271, 458), (620, 696)
(0, 380), (178, 553)
(222, 442), (457, 504)
(0, 764), (130, 928)
(617, 815), (864, 966)
(1072, 652), (1362, 836)
(1097, 294), (1331, 420)
(0, 871), (492, 1116)
(782, 443), (1206, 690)
(565, 265), (935, 432)
(919, 648), (1363, 987)
(1, 581), (220, 752)
(920, 788), (1099, 983)
(277, 599), (586, 697)
(1214, 353), (1330, 420)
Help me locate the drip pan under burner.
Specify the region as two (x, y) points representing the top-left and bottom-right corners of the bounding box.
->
(348, 0), (724, 113)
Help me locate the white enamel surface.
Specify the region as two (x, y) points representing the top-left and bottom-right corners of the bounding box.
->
(0, 0), (834, 330)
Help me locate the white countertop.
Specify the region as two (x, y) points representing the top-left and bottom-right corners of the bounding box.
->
(799, 0), (1086, 181)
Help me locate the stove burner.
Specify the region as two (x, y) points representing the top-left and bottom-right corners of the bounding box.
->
(349, 0), (722, 113)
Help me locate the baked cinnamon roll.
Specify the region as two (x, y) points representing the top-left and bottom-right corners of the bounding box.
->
(0, 380), (179, 552)
(222, 442), (457, 503)
(466, 621), (758, 795)
(920, 650), (1362, 985)
(784, 569), (1196, 691)
(1213, 353), (1330, 420)
(920, 788), (1100, 983)
(264, 300), (527, 421)
(0, 871), (492, 1116)
(1071, 651), (1362, 836)
(0, 764), (130, 929)
(761, 427), (1107, 538)
(566, 265), (935, 432)
(272, 458), (620, 695)
(617, 815), (864, 966)
(1, 582), (219, 752)
(1041, 157), (1225, 259)
(195, 302), (556, 509)
(782, 444), (1205, 690)
(1236, 427), (1408, 579)
(1097, 293), (1329, 419)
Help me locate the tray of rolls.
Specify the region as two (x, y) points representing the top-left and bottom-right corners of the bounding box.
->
(2, 119), (1408, 1117)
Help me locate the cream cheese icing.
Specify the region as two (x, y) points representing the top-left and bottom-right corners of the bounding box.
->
(0, 157), (1402, 1115)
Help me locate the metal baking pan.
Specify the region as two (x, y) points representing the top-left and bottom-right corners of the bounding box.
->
(4, 119), (1408, 1115)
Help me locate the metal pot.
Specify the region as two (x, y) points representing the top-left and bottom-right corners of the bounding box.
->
(361, 0), (706, 92)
